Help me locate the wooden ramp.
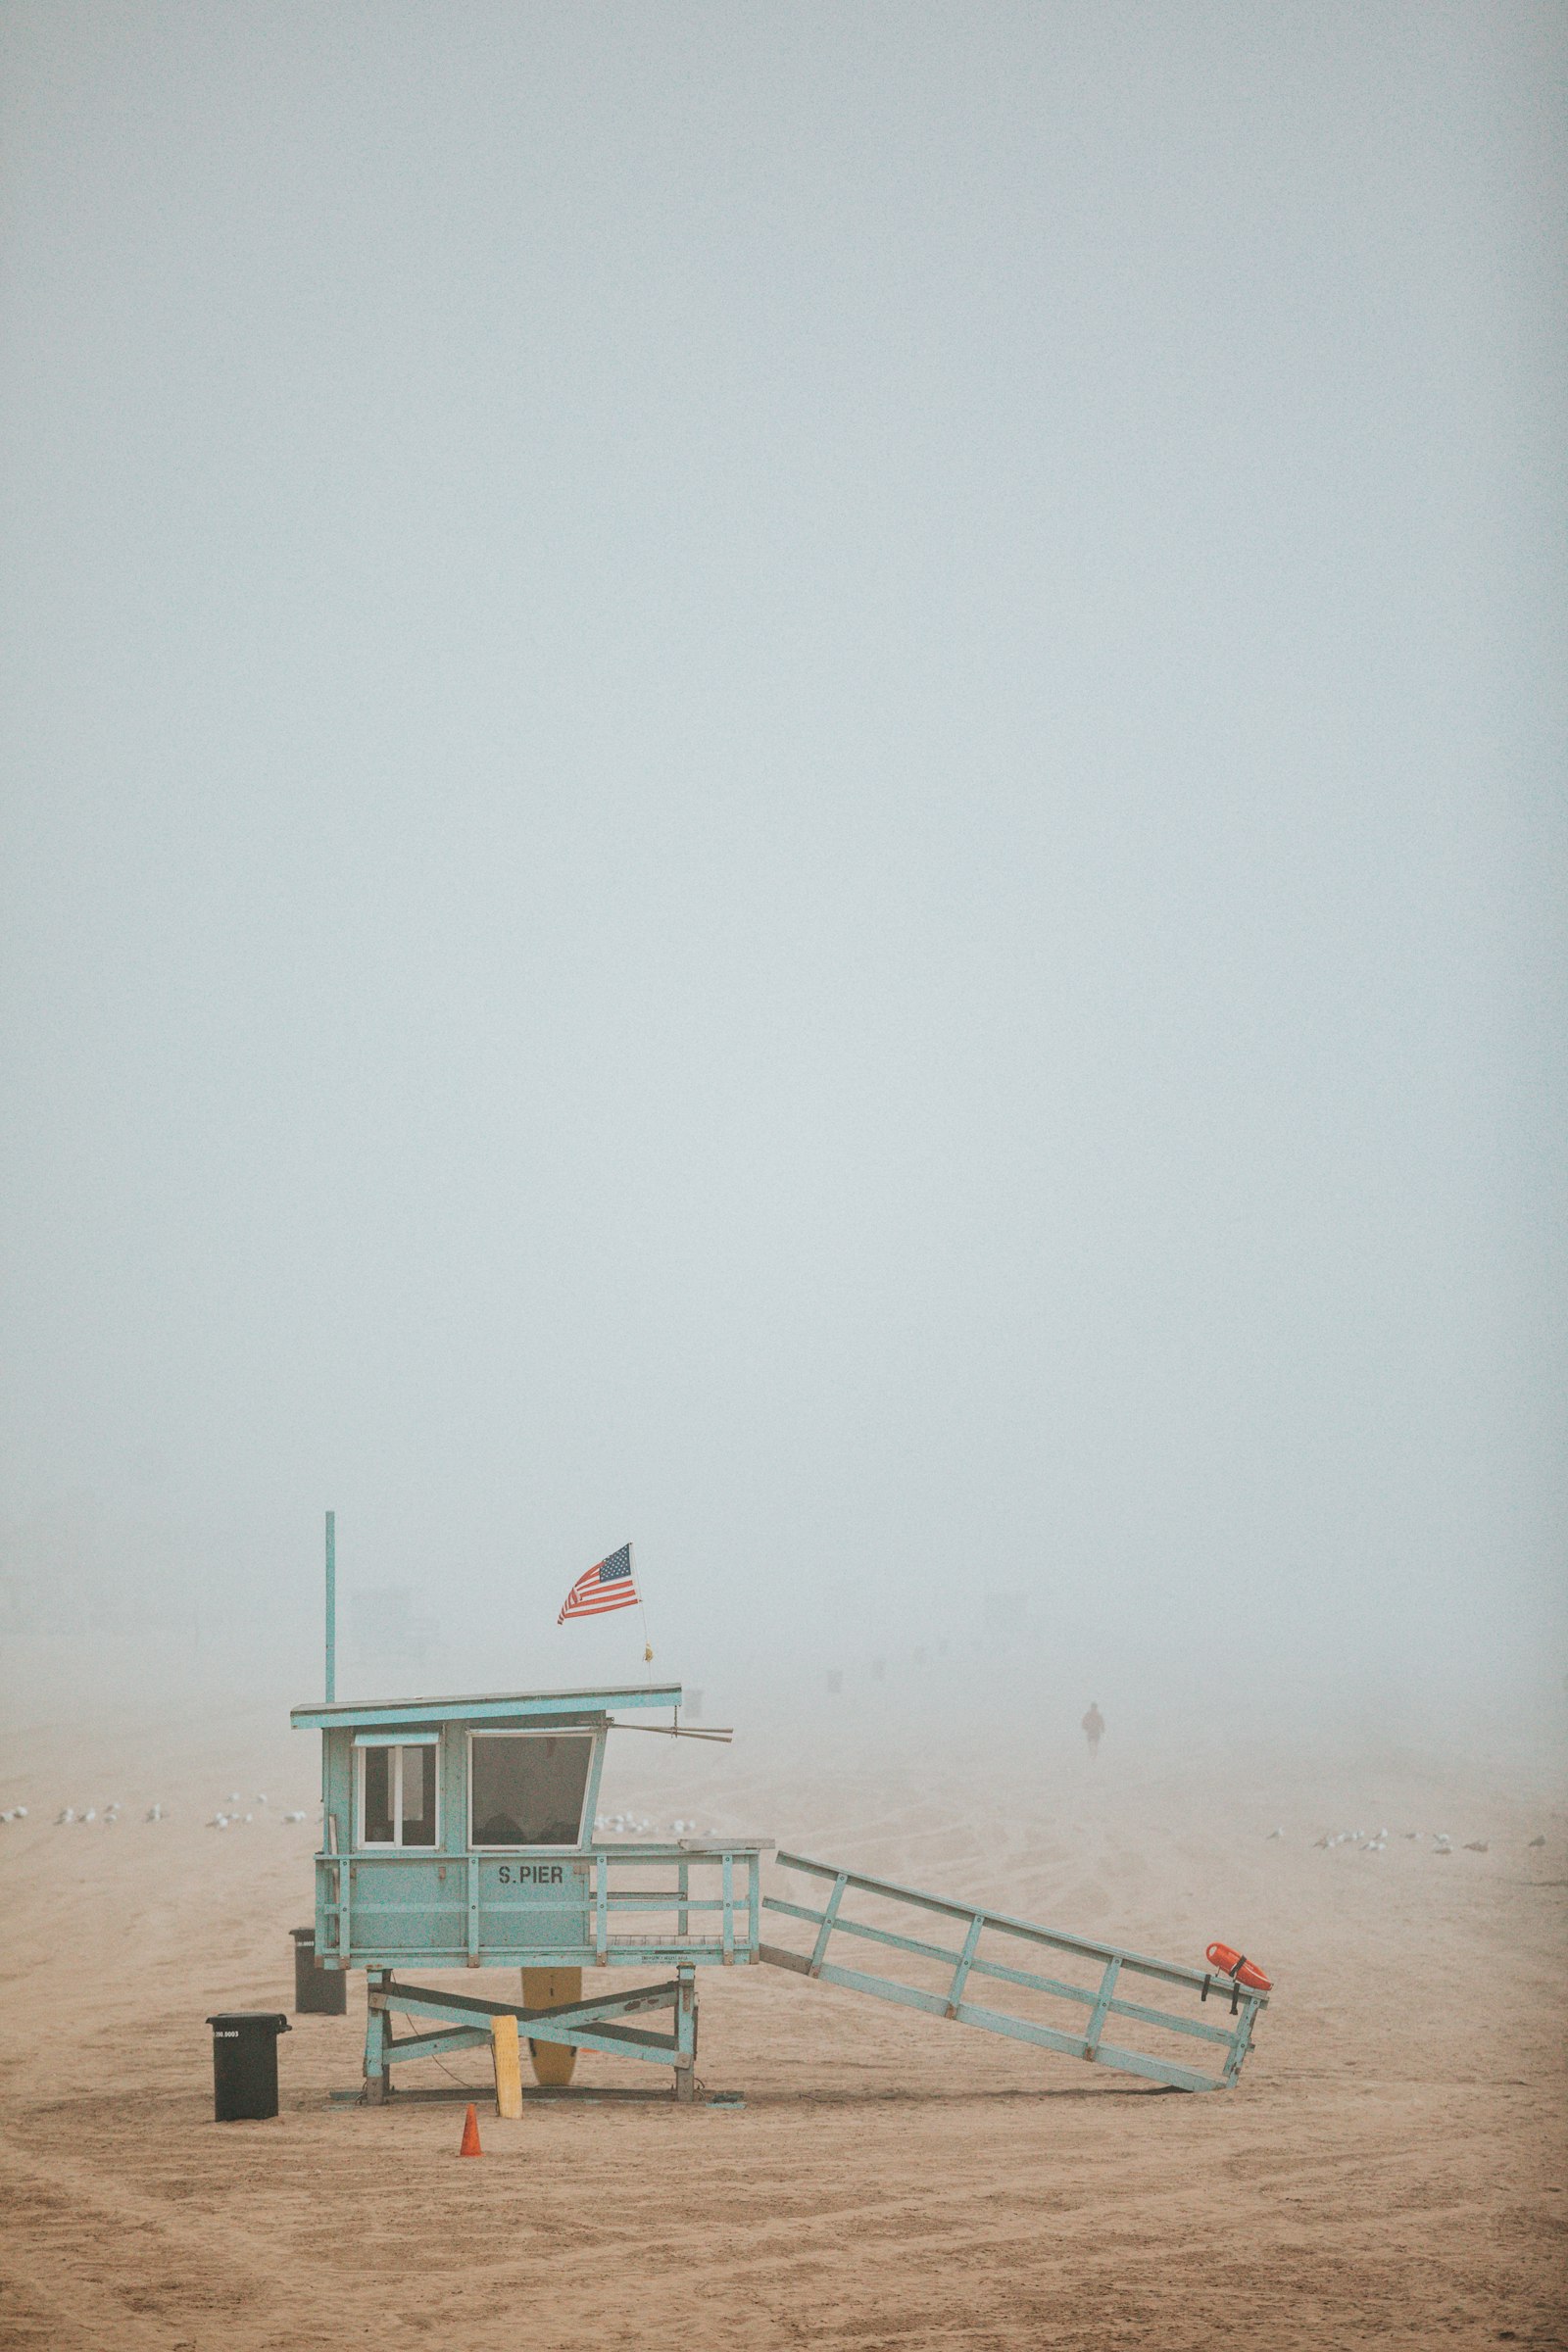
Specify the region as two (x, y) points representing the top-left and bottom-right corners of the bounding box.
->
(760, 1850), (1266, 2092)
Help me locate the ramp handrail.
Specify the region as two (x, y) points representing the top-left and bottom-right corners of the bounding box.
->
(761, 1849), (1265, 2092)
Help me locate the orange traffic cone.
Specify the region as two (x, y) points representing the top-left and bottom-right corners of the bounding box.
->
(458, 2102), (483, 2157)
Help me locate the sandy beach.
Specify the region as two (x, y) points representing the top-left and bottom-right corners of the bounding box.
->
(0, 1667), (1563, 2352)
(6, 6), (1563, 2343)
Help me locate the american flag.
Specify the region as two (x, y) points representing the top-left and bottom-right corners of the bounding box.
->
(557, 1543), (639, 1624)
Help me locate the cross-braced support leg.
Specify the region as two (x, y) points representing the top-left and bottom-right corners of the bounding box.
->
(364, 1969), (390, 2103)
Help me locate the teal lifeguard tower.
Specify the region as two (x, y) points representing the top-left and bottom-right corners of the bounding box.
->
(290, 1675), (766, 2104)
(292, 1519), (1270, 2107)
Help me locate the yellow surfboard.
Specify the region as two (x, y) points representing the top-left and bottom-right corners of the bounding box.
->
(522, 1966), (581, 2086)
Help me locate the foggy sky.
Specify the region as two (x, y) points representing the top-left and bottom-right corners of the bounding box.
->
(1, 3), (1563, 1701)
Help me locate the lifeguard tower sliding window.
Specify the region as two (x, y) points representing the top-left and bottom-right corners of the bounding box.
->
(469, 1731), (593, 1847)
(356, 1739), (438, 1848)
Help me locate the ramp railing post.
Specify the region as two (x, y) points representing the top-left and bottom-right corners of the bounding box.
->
(1084, 1955), (1122, 2058)
(747, 1852), (760, 1958)
(677, 1859), (689, 1939)
(1223, 1994), (1260, 2086)
(595, 1850), (610, 1964)
(721, 1850), (735, 1962)
(946, 1911), (985, 2017)
(809, 1872), (849, 1976)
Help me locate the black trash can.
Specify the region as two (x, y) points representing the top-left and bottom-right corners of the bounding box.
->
(207, 2012), (290, 2121)
(291, 1926), (347, 2015)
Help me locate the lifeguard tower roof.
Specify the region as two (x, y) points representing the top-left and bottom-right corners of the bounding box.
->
(290, 1681), (681, 1732)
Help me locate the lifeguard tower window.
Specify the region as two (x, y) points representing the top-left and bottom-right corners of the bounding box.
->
(358, 1741), (438, 1848)
(469, 1731), (593, 1847)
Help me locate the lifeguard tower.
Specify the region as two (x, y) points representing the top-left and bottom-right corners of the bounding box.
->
(291, 1520), (1270, 2107)
(289, 1677), (767, 2104)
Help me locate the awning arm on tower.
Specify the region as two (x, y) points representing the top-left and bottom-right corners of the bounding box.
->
(608, 1718), (734, 1742)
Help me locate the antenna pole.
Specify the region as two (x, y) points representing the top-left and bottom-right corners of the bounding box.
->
(324, 1509), (336, 1701)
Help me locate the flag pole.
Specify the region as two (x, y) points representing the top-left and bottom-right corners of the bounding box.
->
(324, 1508), (336, 1702)
(634, 1542), (653, 1664)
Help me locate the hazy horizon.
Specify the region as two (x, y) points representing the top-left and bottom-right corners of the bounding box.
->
(3, 4), (1563, 1730)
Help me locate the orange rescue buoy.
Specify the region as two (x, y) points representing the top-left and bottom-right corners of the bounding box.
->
(1205, 1942), (1272, 1992)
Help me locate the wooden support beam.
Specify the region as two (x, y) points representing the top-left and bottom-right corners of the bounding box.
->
(491, 2015), (523, 2120)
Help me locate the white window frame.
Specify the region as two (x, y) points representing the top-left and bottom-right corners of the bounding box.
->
(355, 1734), (440, 1850)
(466, 1729), (595, 1850)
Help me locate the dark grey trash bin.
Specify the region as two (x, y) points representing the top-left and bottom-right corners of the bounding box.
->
(291, 1926), (347, 2015)
(207, 2011), (289, 2121)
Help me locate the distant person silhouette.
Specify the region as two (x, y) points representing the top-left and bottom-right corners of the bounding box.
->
(1081, 1702), (1105, 1759)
